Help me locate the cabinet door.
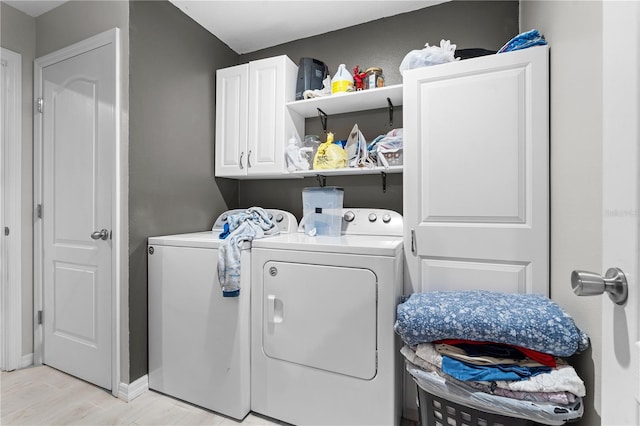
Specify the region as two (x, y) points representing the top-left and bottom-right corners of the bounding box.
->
(403, 46), (549, 296)
(215, 63), (249, 177)
(247, 56), (297, 176)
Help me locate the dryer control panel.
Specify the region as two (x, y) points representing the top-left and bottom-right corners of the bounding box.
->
(297, 208), (403, 237)
(213, 209), (298, 234)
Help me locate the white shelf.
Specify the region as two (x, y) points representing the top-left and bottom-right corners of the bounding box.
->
(286, 84), (403, 118)
(289, 165), (402, 178)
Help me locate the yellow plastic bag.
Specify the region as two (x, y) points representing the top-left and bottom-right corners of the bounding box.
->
(313, 132), (347, 170)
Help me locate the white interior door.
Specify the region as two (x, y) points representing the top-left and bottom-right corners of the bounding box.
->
(403, 46), (549, 297)
(600, 2), (640, 424)
(36, 33), (117, 390)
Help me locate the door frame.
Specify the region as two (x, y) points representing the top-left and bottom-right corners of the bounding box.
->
(1, 47), (23, 371)
(33, 28), (122, 396)
(601, 2), (640, 423)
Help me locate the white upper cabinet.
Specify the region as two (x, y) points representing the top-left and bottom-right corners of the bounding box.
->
(215, 56), (301, 178)
(215, 55), (404, 179)
(403, 46), (549, 296)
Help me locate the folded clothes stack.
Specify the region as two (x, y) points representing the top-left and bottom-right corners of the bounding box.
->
(394, 290), (588, 425)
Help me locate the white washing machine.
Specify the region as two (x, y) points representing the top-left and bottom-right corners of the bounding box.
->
(147, 209), (297, 420)
(250, 208), (404, 426)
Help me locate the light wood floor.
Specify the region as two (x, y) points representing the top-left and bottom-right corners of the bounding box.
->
(1, 365), (284, 425)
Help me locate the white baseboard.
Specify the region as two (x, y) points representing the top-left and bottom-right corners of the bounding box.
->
(20, 353), (33, 369)
(118, 374), (148, 402)
(17, 353), (148, 403)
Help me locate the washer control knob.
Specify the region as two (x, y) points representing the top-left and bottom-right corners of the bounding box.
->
(276, 213), (284, 222)
(343, 211), (356, 222)
(368, 213), (377, 222)
(382, 214), (392, 223)
(268, 213), (274, 220)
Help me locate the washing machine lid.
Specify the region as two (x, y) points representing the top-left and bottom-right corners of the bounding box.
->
(251, 233), (403, 257)
(213, 209), (298, 234)
(148, 208), (299, 249)
(148, 231), (226, 249)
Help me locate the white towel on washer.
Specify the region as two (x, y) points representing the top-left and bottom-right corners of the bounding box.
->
(217, 207), (279, 297)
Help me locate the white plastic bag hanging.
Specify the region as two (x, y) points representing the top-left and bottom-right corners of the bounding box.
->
(399, 39), (458, 73)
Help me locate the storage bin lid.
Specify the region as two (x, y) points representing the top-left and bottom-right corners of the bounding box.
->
(303, 186), (344, 193)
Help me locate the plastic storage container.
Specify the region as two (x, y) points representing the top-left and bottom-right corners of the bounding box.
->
(363, 67), (384, 89)
(304, 135), (322, 167)
(302, 187), (344, 236)
(377, 149), (403, 167)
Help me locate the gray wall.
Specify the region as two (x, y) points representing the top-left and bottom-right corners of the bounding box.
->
(0, 2), (36, 358)
(10, 0), (237, 384)
(521, 3), (602, 425)
(35, 1), (129, 57)
(237, 1), (519, 220)
(128, 0), (239, 381)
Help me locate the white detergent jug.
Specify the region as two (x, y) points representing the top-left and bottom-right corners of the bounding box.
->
(331, 64), (354, 94)
(285, 136), (310, 171)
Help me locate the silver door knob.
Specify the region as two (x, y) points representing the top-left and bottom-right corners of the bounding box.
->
(91, 229), (109, 240)
(571, 267), (628, 305)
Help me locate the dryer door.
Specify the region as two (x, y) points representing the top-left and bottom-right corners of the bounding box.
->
(262, 261), (378, 380)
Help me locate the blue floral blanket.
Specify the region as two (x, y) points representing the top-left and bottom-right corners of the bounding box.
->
(394, 291), (589, 357)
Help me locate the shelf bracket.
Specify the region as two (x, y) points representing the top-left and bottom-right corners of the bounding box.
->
(317, 108), (328, 133)
(381, 171), (387, 193)
(387, 98), (394, 127)
(316, 174), (327, 187)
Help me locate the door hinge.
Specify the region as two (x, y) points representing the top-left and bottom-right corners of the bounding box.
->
(410, 228), (416, 255)
(4, 226), (9, 236)
(37, 204), (43, 219)
(36, 98), (44, 113)
(37, 310), (43, 325)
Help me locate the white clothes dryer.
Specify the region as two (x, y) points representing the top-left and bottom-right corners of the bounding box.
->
(147, 209), (297, 420)
(250, 208), (404, 426)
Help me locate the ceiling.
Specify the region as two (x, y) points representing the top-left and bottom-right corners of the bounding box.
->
(3, 0), (65, 16)
(168, 1), (445, 54)
(3, 0), (445, 54)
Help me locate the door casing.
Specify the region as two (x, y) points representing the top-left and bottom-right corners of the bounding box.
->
(33, 28), (123, 397)
(1, 47), (23, 372)
(601, 2), (640, 423)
